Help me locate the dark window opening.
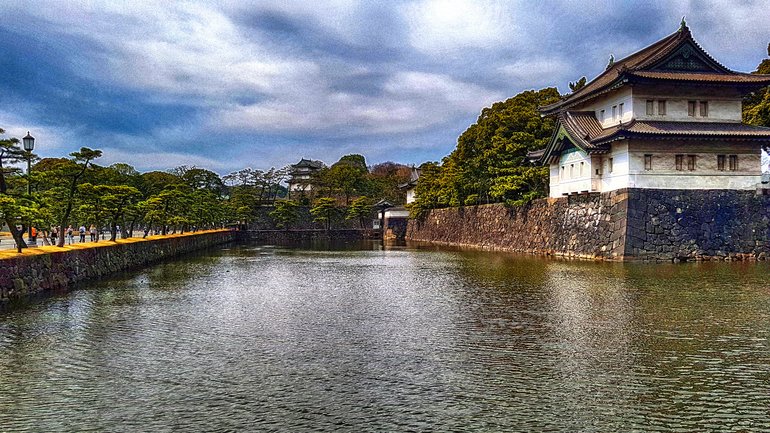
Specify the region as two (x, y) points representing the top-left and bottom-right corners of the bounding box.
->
(675, 155), (684, 171)
(687, 155), (696, 171)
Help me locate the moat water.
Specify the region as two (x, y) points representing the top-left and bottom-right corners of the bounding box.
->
(1, 242), (769, 431)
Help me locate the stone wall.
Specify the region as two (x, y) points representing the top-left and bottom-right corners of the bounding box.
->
(249, 206), (366, 230)
(0, 230), (236, 302)
(243, 229), (369, 244)
(625, 189), (770, 261)
(406, 190), (629, 259)
(406, 188), (770, 261)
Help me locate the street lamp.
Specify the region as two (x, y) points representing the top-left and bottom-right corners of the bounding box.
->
(22, 132), (35, 245)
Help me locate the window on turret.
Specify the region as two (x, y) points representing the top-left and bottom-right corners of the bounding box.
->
(570, 164), (574, 178)
(600, 109), (605, 122)
(561, 166), (565, 179)
(687, 155), (697, 171)
(644, 154), (653, 170)
(729, 155), (738, 171)
(699, 101), (709, 117)
(717, 155), (726, 171)
(608, 157), (614, 173)
(612, 105), (617, 120)
(580, 161), (584, 177)
(675, 155), (684, 171)
(658, 100), (666, 115)
(646, 100), (654, 115)
(688, 101), (696, 117)
(619, 103), (624, 118)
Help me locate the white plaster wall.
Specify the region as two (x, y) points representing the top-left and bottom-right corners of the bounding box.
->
(289, 183), (313, 192)
(549, 149), (593, 197)
(406, 188), (416, 204)
(596, 142), (631, 192)
(625, 140), (761, 190)
(385, 209), (410, 218)
(581, 88), (633, 128)
(633, 96), (741, 122)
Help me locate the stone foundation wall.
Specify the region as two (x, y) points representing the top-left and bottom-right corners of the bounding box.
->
(406, 189), (770, 261)
(406, 190), (628, 259)
(248, 206), (366, 230)
(625, 189), (770, 261)
(243, 229), (369, 244)
(0, 230), (236, 302)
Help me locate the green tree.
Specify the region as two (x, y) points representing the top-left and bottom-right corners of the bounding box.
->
(310, 197), (338, 231)
(319, 154), (371, 204)
(141, 171), (182, 196)
(743, 43), (770, 127)
(569, 76), (587, 92)
(269, 200), (300, 229)
(436, 88), (560, 209)
(179, 167), (227, 196)
(99, 185), (142, 241)
(407, 162), (447, 218)
(346, 196), (372, 229)
(52, 148), (102, 246)
(369, 162), (412, 204)
(76, 182), (107, 241)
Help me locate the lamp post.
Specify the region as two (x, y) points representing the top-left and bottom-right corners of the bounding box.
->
(22, 131), (35, 246)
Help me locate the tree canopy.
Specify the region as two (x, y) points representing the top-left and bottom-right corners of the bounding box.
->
(409, 87), (560, 216)
(743, 43), (770, 128)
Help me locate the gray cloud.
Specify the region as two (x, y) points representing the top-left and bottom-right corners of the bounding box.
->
(0, 1), (768, 174)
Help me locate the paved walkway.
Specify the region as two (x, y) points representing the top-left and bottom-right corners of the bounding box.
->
(0, 232), (150, 251)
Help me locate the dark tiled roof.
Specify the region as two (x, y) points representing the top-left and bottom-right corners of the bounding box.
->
(526, 148), (545, 160)
(536, 113), (770, 164)
(629, 71), (770, 83)
(593, 121), (770, 145)
(291, 158), (324, 169)
(540, 25), (770, 115)
(628, 121), (770, 136)
(561, 111), (605, 148)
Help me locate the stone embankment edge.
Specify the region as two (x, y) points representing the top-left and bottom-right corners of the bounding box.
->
(406, 189), (770, 262)
(0, 229), (237, 302)
(406, 190), (628, 261)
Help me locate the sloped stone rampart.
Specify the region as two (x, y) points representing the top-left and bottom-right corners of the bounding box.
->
(0, 230), (236, 302)
(407, 189), (770, 261)
(406, 190), (629, 259)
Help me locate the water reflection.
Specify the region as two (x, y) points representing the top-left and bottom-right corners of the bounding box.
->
(1, 244), (769, 431)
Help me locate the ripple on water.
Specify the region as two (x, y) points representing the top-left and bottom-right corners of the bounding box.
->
(1, 246), (770, 431)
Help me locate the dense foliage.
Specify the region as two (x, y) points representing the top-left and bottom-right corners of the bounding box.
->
(409, 87), (560, 216)
(297, 154), (412, 206)
(743, 43), (770, 128)
(0, 130), (254, 251)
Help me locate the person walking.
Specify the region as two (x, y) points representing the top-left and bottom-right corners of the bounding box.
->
(89, 224), (97, 242)
(79, 225), (86, 243)
(66, 225), (74, 245)
(50, 226), (58, 245)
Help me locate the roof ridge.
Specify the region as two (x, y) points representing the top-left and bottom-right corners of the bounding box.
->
(562, 28), (682, 100)
(540, 23), (764, 116)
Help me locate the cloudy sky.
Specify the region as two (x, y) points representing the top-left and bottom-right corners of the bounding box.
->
(1, 1), (769, 174)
